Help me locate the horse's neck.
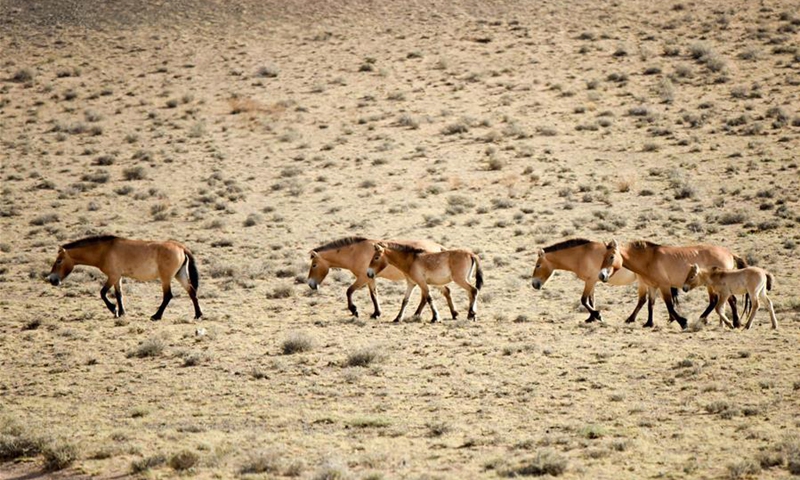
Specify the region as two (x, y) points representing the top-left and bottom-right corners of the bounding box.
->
(384, 249), (409, 269)
(546, 249), (581, 272)
(67, 245), (105, 267)
(319, 247), (358, 269)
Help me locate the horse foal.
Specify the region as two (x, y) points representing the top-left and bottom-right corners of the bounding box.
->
(683, 264), (777, 330)
(366, 243), (483, 323)
(48, 235), (202, 321)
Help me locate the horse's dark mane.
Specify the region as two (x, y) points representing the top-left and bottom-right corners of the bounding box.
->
(62, 235), (119, 250)
(312, 236), (368, 252)
(630, 240), (660, 249)
(384, 242), (425, 254)
(543, 238), (592, 253)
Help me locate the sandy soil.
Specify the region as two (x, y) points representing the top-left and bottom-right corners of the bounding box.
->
(1, 0), (799, 478)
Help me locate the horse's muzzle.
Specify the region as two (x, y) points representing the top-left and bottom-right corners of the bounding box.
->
(366, 268), (376, 279)
(48, 274), (60, 286)
(307, 279), (318, 290)
(682, 285), (690, 293)
(598, 268), (611, 283)
(531, 279), (542, 290)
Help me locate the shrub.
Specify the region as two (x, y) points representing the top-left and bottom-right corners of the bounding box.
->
(169, 450), (199, 471)
(128, 337), (165, 358)
(131, 454), (167, 473)
(346, 347), (383, 367)
(123, 167), (146, 181)
(11, 68), (34, 83)
(240, 450), (282, 474)
(256, 65), (279, 78)
(42, 441), (78, 471)
(503, 450), (567, 477)
(281, 332), (314, 355)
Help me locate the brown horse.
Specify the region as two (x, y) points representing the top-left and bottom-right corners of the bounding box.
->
(683, 264), (777, 330)
(366, 242), (483, 323)
(306, 237), (457, 319)
(531, 238), (665, 324)
(48, 235), (201, 321)
(599, 239), (746, 329)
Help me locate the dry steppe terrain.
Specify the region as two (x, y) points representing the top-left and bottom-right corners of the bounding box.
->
(1, 0), (799, 478)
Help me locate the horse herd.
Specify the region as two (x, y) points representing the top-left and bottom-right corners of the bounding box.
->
(46, 235), (778, 331)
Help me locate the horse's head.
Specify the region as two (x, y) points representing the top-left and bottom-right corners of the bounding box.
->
(48, 248), (74, 286)
(682, 263), (702, 292)
(306, 251), (329, 290)
(531, 248), (554, 290)
(366, 243), (386, 280)
(598, 239), (622, 283)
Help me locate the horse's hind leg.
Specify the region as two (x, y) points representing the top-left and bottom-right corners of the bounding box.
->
(114, 279), (125, 317)
(438, 286), (458, 319)
(453, 276), (478, 320)
(151, 280), (173, 321)
(643, 288), (657, 328)
(421, 284), (440, 323)
(176, 266), (201, 319)
(100, 276), (119, 316)
(763, 291), (778, 330)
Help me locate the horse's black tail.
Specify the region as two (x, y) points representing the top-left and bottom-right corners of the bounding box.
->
(742, 294), (751, 318)
(733, 255), (747, 269)
(186, 250), (200, 292)
(671, 287), (679, 306)
(473, 255), (484, 291)
(766, 273), (774, 291)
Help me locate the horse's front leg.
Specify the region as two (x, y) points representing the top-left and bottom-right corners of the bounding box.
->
(367, 279), (381, 319)
(151, 281), (173, 321)
(346, 276), (369, 318)
(625, 283), (648, 324)
(581, 282), (601, 322)
(728, 295), (740, 328)
(420, 283), (440, 323)
(394, 280), (417, 323)
(100, 277), (118, 316)
(662, 287), (687, 330)
(698, 289), (719, 324)
(643, 288), (656, 328)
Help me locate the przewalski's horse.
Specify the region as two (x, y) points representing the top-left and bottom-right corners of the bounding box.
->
(48, 235), (202, 321)
(599, 239), (746, 330)
(531, 238), (667, 324)
(366, 242), (483, 323)
(683, 264), (777, 330)
(306, 237), (457, 319)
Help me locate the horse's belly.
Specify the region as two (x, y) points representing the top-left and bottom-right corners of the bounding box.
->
(425, 270), (452, 286)
(123, 264), (160, 282)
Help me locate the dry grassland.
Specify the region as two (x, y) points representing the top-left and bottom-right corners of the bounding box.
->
(1, 0), (799, 478)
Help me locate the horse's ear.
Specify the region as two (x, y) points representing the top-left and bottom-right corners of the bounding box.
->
(608, 238), (618, 249)
(690, 263), (699, 272)
(309, 250), (318, 259)
(57, 247), (65, 254)
(536, 248), (545, 257)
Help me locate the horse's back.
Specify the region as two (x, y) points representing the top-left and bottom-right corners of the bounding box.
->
(109, 238), (187, 281)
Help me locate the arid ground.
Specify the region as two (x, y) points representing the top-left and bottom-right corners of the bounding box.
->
(1, 0), (799, 478)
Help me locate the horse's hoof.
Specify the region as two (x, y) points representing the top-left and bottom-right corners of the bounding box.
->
(624, 318), (635, 324)
(393, 318), (402, 323)
(452, 312), (459, 320)
(467, 313), (476, 321)
(431, 318), (440, 323)
(643, 322), (654, 328)
(150, 316), (161, 322)
(584, 317), (595, 323)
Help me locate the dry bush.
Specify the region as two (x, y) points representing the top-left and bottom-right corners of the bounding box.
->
(502, 450), (568, 477)
(131, 454), (167, 473)
(345, 347), (384, 367)
(128, 337), (165, 358)
(42, 440), (79, 471)
(281, 332), (315, 355)
(169, 450), (199, 471)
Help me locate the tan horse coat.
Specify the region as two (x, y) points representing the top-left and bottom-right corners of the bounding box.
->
(48, 235), (201, 320)
(600, 240), (745, 329)
(683, 265), (777, 330)
(306, 237), (455, 319)
(367, 243), (483, 323)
